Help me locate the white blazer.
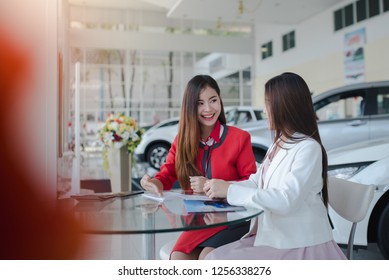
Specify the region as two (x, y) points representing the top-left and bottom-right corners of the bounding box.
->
(227, 135), (334, 249)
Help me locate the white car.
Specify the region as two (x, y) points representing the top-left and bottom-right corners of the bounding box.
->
(135, 106), (264, 170)
(328, 137), (389, 179)
(327, 137), (389, 259)
(135, 117), (180, 170)
(246, 80), (389, 163)
(225, 106), (265, 125)
(239, 120), (273, 163)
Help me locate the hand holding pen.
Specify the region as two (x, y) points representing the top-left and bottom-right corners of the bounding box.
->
(140, 174), (164, 197)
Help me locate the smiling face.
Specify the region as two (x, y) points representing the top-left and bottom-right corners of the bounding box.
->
(197, 86), (221, 138)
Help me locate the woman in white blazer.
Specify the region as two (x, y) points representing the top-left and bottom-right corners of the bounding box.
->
(203, 72), (346, 259)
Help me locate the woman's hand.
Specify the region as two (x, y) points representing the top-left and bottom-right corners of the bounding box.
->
(189, 176), (207, 193)
(203, 179), (231, 199)
(140, 174), (163, 196)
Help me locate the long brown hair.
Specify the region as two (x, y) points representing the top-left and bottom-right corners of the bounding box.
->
(176, 75), (226, 190)
(264, 72), (328, 206)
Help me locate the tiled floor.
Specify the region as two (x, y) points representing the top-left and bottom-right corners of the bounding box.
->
(344, 243), (385, 260)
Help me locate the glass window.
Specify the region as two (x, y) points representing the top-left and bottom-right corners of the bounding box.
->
(236, 111), (253, 124)
(268, 41), (273, 57)
(261, 41), (272, 60)
(384, 0), (389, 12)
(334, 0), (385, 31)
(315, 91), (366, 121)
(253, 110), (265, 120)
(316, 96), (365, 120)
(290, 31), (295, 49)
(345, 3), (354, 27)
(377, 88), (389, 115)
(282, 31), (295, 51)
(357, 0), (367, 22)
(159, 120), (179, 128)
(282, 34), (287, 51)
(368, 0), (380, 17)
(334, 9), (343, 31)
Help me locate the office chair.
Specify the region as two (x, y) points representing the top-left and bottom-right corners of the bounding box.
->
(328, 177), (375, 259)
(159, 240), (176, 260)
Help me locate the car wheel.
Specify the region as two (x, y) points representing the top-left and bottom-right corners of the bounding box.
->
(146, 143), (170, 170)
(377, 204), (389, 259)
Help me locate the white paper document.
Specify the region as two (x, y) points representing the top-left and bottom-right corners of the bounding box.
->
(71, 190), (144, 201)
(184, 200), (246, 213)
(142, 191), (212, 202)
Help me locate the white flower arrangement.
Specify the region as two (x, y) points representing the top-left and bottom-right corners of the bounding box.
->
(99, 113), (143, 171)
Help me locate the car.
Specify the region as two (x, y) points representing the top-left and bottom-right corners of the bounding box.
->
(141, 117), (180, 131)
(246, 80), (389, 163)
(326, 137), (389, 259)
(313, 80), (389, 151)
(135, 106), (264, 170)
(327, 137), (389, 179)
(135, 117), (180, 170)
(239, 120), (273, 163)
(225, 105), (265, 125)
(137, 80), (389, 169)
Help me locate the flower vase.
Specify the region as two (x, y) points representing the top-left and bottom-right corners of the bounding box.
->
(107, 146), (132, 193)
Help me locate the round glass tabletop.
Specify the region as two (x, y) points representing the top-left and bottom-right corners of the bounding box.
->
(70, 192), (263, 234)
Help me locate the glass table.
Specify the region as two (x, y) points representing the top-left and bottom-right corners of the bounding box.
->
(70, 192), (263, 259)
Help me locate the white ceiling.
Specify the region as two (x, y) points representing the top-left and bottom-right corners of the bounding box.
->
(68, 0), (343, 25)
(67, 0), (169, 11)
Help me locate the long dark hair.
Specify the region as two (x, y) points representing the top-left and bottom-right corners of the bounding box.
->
(264, 72), (328, 206)
(176, 75), (226, 190)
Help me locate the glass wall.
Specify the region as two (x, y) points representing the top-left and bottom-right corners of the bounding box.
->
(64, 4), (253, 151)
(58, 2), (253, 197)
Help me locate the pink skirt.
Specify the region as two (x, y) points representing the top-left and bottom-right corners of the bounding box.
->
(205, 236), (347, 260)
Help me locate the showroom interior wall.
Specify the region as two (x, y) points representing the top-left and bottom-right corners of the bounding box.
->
(0, 0), (58, 201)
(252, 0), (389, 107)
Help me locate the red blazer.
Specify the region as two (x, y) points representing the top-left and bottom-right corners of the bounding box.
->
(154, 124), (257, 254)
(155, 125), (256, 188)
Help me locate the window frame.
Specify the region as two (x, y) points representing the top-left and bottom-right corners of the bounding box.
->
(261, 41), (273, 60)
(282, 30), (295, 52)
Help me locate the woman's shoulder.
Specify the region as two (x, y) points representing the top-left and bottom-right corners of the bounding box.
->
(292, 135), (320, 150)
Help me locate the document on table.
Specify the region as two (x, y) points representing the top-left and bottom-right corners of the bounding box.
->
(142, 191), (212, 202)
(71, 190), (144, 201)
(184, 200), (246, 213)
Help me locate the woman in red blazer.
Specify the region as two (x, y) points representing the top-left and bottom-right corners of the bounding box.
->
(140, 75), (257, 260)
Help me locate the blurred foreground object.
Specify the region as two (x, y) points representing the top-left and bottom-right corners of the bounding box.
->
(0, 28), (85, 259)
